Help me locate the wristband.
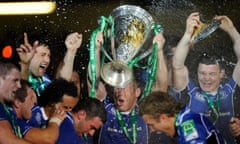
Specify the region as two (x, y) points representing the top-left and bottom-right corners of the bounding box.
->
(49, 117), (62, 126)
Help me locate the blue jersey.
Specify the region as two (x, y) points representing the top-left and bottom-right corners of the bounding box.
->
(99, 98), (148, 144)
(27, 104), (48, 128)
(28, 73), (51, 97)
(176, 107), (225, 144)
(13, 105), (45, 137)
(56, 112), (86, 144)
(17, 117), (32, 136)
(0, 102), (13, 121)
(171, 78), (236, 143)
(0, 102), (22, 137)
(0, 102), (32, 138)
(18, 106), (88, 143)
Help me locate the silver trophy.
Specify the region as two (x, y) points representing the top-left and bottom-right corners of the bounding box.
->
(100, 5), (156, 88)
(193, 19), (221, 43)
(110, 5), (155, 63)
(101, 61), (134, 88)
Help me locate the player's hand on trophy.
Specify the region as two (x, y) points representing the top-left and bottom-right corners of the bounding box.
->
(96, 31), (104, 51)
(153, 31), (165, 51)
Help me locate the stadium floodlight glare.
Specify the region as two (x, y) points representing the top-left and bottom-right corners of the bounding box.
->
(0, 1), (56, 15)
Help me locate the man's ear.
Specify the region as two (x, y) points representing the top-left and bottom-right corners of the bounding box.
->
(77, 110), (87, 119)
(159, 114), (170, 121)
(220, 69), (225, 79)
(13, 100), (21, 109)
(135, 87), (141, 98)
(0, 77), (3, 87)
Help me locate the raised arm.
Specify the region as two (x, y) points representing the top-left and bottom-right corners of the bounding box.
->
(56, 32), (82, 81)
(88, 31), (103, 82)
(214, 15), (240, 86)
(152, 31), (168, 92)
(16, 33), (38, 80)
(87, 32), (107, 100)
(172, 12), (202, 90)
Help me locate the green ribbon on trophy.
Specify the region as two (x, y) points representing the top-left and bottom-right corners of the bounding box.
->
(139, 24), (163, 101)
(89, 5), (163, 99)
(89, 16), (112, 98)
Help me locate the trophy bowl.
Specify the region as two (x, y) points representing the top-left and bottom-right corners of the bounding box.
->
(101, 61), (133, 88)
(110, 5), (155, 63)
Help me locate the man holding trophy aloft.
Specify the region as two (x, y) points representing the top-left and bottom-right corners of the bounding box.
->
(88, 5), (170, 144)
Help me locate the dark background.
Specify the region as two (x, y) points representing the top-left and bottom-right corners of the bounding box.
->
(0, 0), (239, 81)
